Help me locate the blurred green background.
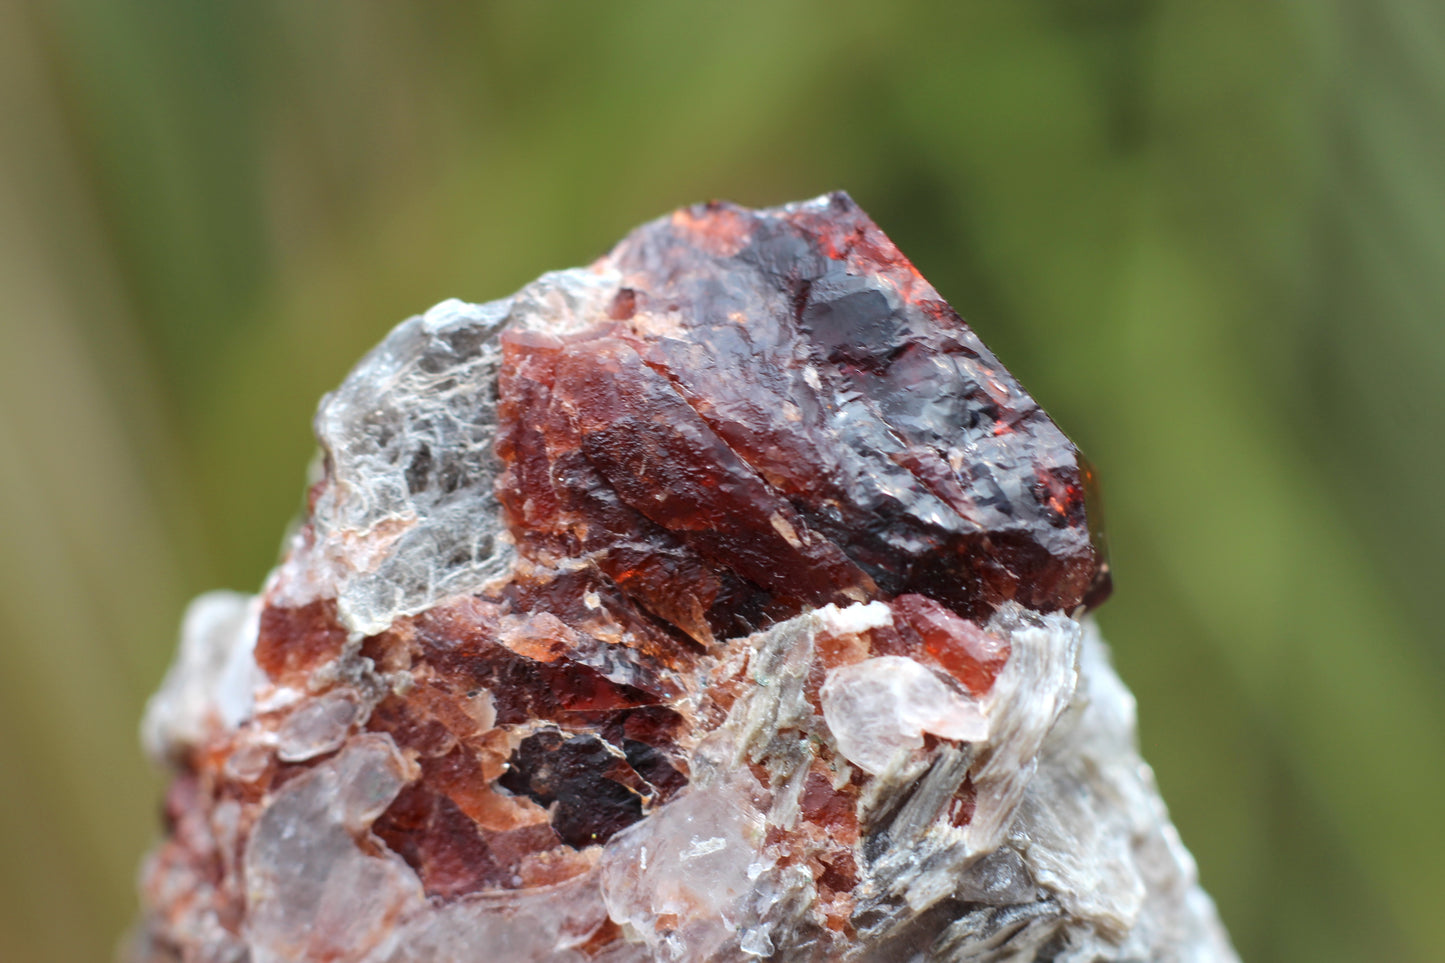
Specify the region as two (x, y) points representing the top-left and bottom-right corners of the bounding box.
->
(2, 2), (1442, 961)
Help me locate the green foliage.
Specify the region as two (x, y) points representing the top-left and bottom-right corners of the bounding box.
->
(1, 2), (1440, 960)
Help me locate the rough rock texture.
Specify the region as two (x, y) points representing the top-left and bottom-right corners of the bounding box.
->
(135, 194), (1236, 962)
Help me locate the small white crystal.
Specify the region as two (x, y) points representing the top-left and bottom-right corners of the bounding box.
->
(813, 599), (893, 635)
(222, 740), (272, 782)
(738, 925), (775, 957)
(821, 655), (989, 775)
(276, 689), (362, 762)
(142, 590), (261, 762)
(680, 836), (729, 860)
(600, 778), (764, 961)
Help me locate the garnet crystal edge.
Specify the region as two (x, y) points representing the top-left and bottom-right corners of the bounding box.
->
(134, 193), (1233, 963)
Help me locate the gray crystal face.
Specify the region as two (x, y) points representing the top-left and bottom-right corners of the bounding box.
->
(135, 197), (1235, 963)
(298, 295), (515, 636)
(281, 268), (621, 636)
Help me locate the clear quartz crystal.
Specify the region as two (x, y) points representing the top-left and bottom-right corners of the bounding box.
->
(821, 656), (989, 775)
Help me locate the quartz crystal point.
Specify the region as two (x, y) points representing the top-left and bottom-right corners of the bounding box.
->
(135, 193), (1237, 962)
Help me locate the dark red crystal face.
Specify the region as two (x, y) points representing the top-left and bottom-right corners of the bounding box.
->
(499, 192), (1109, 630)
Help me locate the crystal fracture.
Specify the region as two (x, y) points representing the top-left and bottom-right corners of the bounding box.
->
(136, 194), (1238, 962)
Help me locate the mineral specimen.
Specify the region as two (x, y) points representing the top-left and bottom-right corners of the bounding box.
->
(135, 193), (1237, 962)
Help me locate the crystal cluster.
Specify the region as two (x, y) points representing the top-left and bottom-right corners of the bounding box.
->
(135, 194), (1237, 962)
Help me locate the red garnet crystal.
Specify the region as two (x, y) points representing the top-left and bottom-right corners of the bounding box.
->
(136, 194), (1235, 963)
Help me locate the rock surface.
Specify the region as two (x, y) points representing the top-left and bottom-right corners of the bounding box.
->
(135, 193), (1236, 962)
